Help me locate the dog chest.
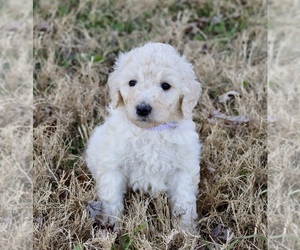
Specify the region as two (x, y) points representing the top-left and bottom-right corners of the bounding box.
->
(122, 133), (176, 171)
(120, 132), (177, 194)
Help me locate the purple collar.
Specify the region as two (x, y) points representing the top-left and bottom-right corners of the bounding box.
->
(145, 122), (178, 131)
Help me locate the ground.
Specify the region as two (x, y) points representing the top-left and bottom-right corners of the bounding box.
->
(0, 0), (299, 249)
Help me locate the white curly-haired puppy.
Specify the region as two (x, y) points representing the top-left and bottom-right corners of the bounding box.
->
(86, 42), (202, 232)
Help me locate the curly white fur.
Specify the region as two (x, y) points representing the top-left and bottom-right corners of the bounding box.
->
(86, 42), (202, 233)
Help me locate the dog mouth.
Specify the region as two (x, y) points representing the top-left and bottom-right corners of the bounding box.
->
(132, 116), (162, 129)
(136, 116), (155, 125)
(139, 117), (151, 122)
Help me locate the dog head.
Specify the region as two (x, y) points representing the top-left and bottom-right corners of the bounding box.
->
(108, 42), (201, 129)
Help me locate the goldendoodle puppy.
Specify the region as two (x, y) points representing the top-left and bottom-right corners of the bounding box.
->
(86, 42), (202, 233)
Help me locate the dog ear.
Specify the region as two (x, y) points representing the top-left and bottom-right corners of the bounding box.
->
(181, 79), (202, 120)
(107, 53), (126, 109)
(107, 71), (124, 109)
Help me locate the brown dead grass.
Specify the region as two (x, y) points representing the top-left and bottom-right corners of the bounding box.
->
(268, 1), (300, 249)
(1, 0), (297, 248)
(0, 0), (281, 249)
(31, 0), (270, 249)
(0, 0), (33, 249)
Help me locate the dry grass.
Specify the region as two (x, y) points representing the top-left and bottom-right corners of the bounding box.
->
(0, 0), (33, 249)
(31, 0), (269, 249)
(5, 0), (295, 249)
(0, 0), (297, 248)
(268, 1), (300, 249)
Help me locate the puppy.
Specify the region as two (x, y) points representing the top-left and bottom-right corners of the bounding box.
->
(86, 42), (202, 233)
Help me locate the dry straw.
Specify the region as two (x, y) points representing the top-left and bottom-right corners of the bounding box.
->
(1, 0), (298, 249)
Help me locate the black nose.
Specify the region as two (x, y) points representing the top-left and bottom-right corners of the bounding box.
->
(136, 103), (152, 117)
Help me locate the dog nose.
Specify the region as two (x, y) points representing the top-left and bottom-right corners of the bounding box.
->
(136, 102), (152, 117)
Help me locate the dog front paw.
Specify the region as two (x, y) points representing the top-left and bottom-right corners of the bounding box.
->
(99, 217), (117, 232)
(172, 204), (198, 234)
(172, 206), (187, 217)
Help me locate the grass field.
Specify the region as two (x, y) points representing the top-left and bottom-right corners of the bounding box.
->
(0, 0), (33, 248)
(268, 1), (300, 249)
(34, 0), (268, 249)
(0, 0), (298, 249)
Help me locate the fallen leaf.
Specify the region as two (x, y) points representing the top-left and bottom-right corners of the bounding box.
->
(207, 165), (216, 173)
(218, 90), (241, 103)
(197, 17), (209, 28)
(208, 110), (250, 126)
(35, 217), (43, 229)
(211, 14), (223, 25)
(87, 200), (102, 219)
(34, 21), (53, 33)
(211, 224), (230, 241)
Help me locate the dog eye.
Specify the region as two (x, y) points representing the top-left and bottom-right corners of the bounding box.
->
(129, 80), (137, 87)
(161, 82), (171, 90)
